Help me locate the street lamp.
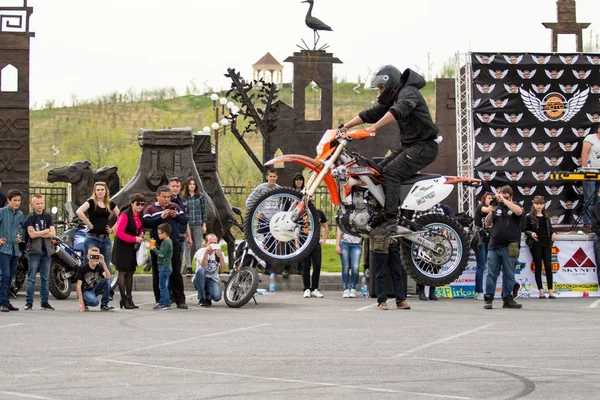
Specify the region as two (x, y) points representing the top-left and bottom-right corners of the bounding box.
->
(205, 93), (238, 172)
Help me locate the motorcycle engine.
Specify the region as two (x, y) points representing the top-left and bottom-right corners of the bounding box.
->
(340, 188), (378, 231)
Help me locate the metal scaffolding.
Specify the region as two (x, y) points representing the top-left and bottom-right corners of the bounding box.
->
(454, 52), (475, 214)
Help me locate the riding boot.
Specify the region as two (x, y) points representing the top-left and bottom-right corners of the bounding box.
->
(128, 295), (139, 309)
(119, 297), (134, 309)
(418, 287), (428, 301)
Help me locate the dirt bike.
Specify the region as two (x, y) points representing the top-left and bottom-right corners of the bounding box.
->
(223, 207), (265, 308)
(244, 128), (480, 287)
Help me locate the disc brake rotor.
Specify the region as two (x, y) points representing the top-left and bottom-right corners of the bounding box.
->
(416, 234), (453, 265)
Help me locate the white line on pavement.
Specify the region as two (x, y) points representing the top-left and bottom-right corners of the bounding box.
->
(136, 294), (198, 307)
(0, 392), (57, 400)
(394, 323), (497, 358)
(104, 323), (271, 358)
(0, 323), (24, 329)
(355, 303), (378, 311)
(588, 299), (600, 308)
(413, 356), (600, 375)
(97, 358), (472, 399)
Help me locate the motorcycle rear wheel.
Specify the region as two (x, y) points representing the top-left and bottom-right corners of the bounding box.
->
(49, 259), (73, 300)
(224, 267), (259, 308)
(400, 213), (469, 287)
(244, 187), (320, 266)
(11, 257), (27, 295)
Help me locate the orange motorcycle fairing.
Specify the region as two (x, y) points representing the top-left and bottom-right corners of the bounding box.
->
(264, 154), (341, 206)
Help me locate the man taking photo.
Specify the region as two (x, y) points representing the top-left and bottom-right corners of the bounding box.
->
(483, 186), (523, 310)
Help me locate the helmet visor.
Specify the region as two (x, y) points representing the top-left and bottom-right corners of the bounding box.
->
(364, 65), (385, 90)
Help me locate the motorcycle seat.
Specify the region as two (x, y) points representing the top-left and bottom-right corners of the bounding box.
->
(402, 173), (442, 185)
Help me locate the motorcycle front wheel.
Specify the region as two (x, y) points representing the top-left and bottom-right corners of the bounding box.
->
(400, 213), (469, 287)
(49, 259), (73, 300)
(224, 267), (259, 308)
(244, 187), (320, 266)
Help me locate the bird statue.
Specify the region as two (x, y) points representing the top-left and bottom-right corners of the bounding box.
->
(301, 0), (332, 50)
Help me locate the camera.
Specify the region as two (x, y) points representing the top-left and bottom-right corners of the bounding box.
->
(168, 205), (176, 211)
(209, 243), (221, 251)
(89, 254), (100, 260)
(489, 199), (500, 207)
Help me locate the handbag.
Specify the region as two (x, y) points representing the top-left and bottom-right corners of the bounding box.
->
(136, 241), (149, 266)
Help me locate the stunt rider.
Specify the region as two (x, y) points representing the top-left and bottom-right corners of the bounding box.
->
(343, 65), (439, 237)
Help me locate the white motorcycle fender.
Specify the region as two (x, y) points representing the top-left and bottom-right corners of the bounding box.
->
(400, 178), (453, 211)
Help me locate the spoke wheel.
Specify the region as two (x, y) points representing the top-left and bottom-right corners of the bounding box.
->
(224, 267), (259, 308)
(244, 187), (320, 265)
(400, 213), (469, 287)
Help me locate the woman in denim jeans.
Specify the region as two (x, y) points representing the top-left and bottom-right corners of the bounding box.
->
(336, 229), (363, 298)
(182, 178), (206, 276)
(76, 182), (120, 263)
(473, 192), (492, 300)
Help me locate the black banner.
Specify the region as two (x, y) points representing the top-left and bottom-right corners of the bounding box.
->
(472, 53), (600, 225)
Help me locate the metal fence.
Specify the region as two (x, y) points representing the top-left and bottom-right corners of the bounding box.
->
(29, 186), (68, 217)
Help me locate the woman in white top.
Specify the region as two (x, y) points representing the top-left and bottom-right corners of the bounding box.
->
(581, 124), (600, 230)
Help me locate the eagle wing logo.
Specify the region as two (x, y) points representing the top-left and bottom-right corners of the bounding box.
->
(545, 186), (564, 195)
(474, 157), (482, 166)
(571, 127), (590, 137)
(475, 186), (483, 196)
(560, 55), (579, 64)
(532, 55), (550, 64)
(544, 156), (563, 166)
(491, 157), (509, 166)
(545, 70), (564, 79)
(587, 113), (600, 123)
(475, 55), (495, 64)
(477, 171), (497, 181)
(545, 200), (552, 209)
(532, 142), (550, 152)
(489, 127), (508, 137)
(520, 89), (548, 121)
(504, 113), (523, 123)
(474, 127), (481, 137)
(489, 99), (508, 108)
(517, 127), (536, 137)
(559, 83), (579, 93)
(572, 157), (582, 166)
(532, 84), (551, 94)
(476, 113), (496, 122)
(561, 88), (590, 122)
(573, 70), (592, 80)
(517, 186), (537, 196)
(472, 69), (481, 79)
(489, 69), (509, 79)
(504, 55), (523, 64)
(544, 127), (563, 137)
(505, 142), (522, 152)
(551, 214), (565, 224)
(587, 55), (600, 65)
(504, 84), (519, 94)
(505, 171), (524, 181)
(477, 142), (496, 152)
(559, 142), (578, 152)
(517, 70), (537, 79)
(532, 172), (550, 181)
(473, 98), (481, 108)
(517, 157), (536, 166)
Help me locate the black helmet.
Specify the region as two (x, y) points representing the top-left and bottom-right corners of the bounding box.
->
(364, 65), (402, 106)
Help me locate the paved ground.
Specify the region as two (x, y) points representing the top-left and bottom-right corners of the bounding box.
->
(1, 291), (599, 400)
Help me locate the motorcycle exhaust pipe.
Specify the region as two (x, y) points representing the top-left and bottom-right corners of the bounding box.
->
(54, 247), (79, 269)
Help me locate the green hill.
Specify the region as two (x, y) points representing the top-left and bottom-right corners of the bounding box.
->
(30, 81), (436, 188)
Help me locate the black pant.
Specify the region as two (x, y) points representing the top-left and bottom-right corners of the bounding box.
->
(380, 141), (438, 216)
(303, 244), (322, 291)
(530, 242), (553, 290)
(375, 243), (406, 303)
(117, 270), (134, 299)
(151, 240), (186, 304)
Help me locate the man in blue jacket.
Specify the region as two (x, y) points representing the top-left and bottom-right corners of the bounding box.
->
(0, 189), (25, 312)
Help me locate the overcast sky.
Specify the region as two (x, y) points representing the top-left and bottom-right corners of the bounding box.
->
(6, 0), (600, 106)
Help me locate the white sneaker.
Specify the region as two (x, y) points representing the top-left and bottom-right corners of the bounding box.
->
(349, 289), (357, 298)
(343, 289), (350, 298)
(311, 289), (324, 298)
(303, 289), (311, 298)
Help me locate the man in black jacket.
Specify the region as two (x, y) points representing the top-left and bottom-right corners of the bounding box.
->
(343, 65), (439, 236)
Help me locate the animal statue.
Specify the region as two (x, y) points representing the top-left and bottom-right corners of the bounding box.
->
(47, 161), (121, 207)
(301, 0), (332, 49)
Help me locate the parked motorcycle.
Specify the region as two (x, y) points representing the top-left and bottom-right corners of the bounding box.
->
(49, 209), (118, 300)
(223, 207), (264, 308)
(244, 128), (481, 287)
